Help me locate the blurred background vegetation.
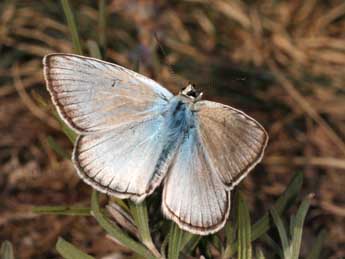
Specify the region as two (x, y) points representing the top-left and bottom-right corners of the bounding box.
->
(0, 0), (344, 258)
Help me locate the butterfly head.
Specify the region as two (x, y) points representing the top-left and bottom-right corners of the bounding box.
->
(180, 83), (203, 102)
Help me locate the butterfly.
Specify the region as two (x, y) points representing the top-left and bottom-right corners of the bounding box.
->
(43, 53), (268, 235)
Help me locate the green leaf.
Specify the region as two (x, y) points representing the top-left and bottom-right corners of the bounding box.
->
(306, 229), (327, 259)
(32, 205), (90, 216)
(60, 0), (83, 55)
(290, 196), (311, 259)
(56, 237), (95, 259)
(0, 240), (14, 259)
(91, 190), (156, 258)
(237, 192), (252, 259)
(129, 201), (161, 258)
(270, 207), (291, 258)
(168, 223), (184, 259)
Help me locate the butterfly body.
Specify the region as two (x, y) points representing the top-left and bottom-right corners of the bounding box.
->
(43, 53), (268, 235)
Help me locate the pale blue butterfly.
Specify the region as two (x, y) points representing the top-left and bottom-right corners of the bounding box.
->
(43, 54), (268, 235)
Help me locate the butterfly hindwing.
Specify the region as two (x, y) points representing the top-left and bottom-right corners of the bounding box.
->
(73, 117), (171, 201)
(162, 120), (230, 235)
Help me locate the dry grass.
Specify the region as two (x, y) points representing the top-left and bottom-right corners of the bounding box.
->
(0, 0), (344, 258)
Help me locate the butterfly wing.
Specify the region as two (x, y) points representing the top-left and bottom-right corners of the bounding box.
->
(162, 100), (267, 234)
(194, 100), (268, 189)
(162, 125), (230, 235)
(73, 116), (171, 201)
(43, 53), (173, 133)
(44, 53), (174, 200)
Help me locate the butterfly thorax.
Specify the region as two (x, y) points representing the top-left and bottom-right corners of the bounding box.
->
(165, 97), (195, 132)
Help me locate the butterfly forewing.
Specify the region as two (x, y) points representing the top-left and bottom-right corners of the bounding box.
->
(195, 101), (268, 189)
(43, 53), (172, 133)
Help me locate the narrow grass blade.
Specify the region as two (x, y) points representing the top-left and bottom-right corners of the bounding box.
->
(91, 190), (156, 258)
(251, 172), (303, 241)
(222, 220), (236, 258)
(107, 203), (138, 237)
(53, 112), (77, 143)
(47, 136), (69, 159)
(180, 232), (196, 251)
(261, 234), (283, 258)
(87, 40), (102, 59)
(129, 201), (161, 258)
(182, 234), (202, 255)
(31, 90), (77, 143)
(211, 235), (223, 254)
(270, 207), (291, 258)
(31, 90), (50, 109)
(60, 0), (83, 55)
(160, 232), (170, 259)
(110, 197), (130, 213)
(306, 229), (327, 259)
(0, 240), (14, 259)
(255, 247), (266, 259)
(56, 237), (94, 259)
(290, 195), (312, 259)
(289, 214), (296, 239)
(168, 223), (184, 259)
(98, 0), (107, 50)
(32, 205), (90, 216)
(237, 192), (252, 259)
(60, 122), (77, 143)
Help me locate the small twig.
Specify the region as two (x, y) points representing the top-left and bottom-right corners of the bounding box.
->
(320, 201), (345, 217)
(13, 64), (60, 130)
(264, 156), (345, 170)
(314, 2), (345, 32)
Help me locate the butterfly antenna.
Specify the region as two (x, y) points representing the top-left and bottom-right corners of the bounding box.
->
(153, 32), (188, 88)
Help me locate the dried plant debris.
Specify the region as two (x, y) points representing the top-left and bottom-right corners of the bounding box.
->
(0, 0), (344, 258)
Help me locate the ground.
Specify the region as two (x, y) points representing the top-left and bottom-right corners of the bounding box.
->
(0, 1), (344, 258)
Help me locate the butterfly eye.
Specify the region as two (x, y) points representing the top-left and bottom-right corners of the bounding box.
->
(186, 90), (198, 98)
